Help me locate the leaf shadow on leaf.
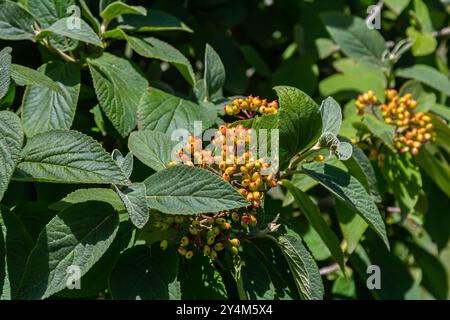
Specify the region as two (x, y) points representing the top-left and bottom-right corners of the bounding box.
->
(17, 201), (118, 299)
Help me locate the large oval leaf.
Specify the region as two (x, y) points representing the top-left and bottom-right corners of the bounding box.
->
(143, 165), (249, 215)
(17, 201), (119, 299)
(88, 53), (148, 137)
(15, 130), (127, 184)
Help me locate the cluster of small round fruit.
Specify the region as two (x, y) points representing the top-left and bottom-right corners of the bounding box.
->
(175, 124), (278, 208)
(157, 209), (258, 260)
(356, 89), (435, 155)
(224, 95), (279, 118)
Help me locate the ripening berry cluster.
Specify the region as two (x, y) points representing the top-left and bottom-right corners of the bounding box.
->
(224, 95), (279, 118)
(156, 209), (258, 261)
(356, 89), (435, 156)
(174, 124), (277, 208)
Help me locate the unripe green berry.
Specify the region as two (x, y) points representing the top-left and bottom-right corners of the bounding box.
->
(160, 240), (168, 250)
(185, 250), (194, 259)
(214, 242), (225, 251)
(230, 238), (240, 247)
(180, 236), (189, 247)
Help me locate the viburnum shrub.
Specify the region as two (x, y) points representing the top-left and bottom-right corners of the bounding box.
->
(0, 0), (449, 301)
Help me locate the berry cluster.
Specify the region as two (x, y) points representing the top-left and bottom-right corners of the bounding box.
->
(224, 95), (279, 118)
(356, 89), (435, 156)
(164, 122), (277, 260)
(175, 123), (277, 208)
(156, 209), (258, 261)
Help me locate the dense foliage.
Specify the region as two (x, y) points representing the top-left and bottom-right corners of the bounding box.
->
(0, 0), (449, 300)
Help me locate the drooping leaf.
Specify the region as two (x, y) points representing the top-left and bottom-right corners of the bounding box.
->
(137, 87), (215, 134)
(143, 165), (249, 215)
(0, 1), (36, 41)
(321, 12), (387, 68)
(36, 17), (103, 47)
(128, 130), (177, 172)
(88, 53), (148, 137)
(109, 244), (181, 300)
(302, 162), (389, 249)
(100, 2), (146, 23)
(124, 34), (195, 86)
(204, 44), (226, 100)
(17, 201), (119, 299)
(0, 206), (34, 299)
(0, 111), (23, 201)
(396, 65), (450, 97)
(15, 130), (127, 184)
(335, 198), (368, 254)
(115, 183), (148, 229)
(0, 47), (12, 100)
(22, 61), (80, 137)
(341, 140), (382, 203)
(416, 147), (450, 198)
(282, 180), (345, 271)
(277, 234), (324, 300)
(385, 0), (411, 15)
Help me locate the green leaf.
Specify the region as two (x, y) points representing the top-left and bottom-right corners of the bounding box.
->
(272, 56), (318, 96)
(0, 111), (23, 201)
(109, 244), (180, 299)
(413, 0), (434, 32)
(100, 2), (146, 23)
(111, 149), (133, 179)
(416, 147), (450, 198)
(22, 61), (80, 137)
(277, 234), (324, 300)
(361, 115), (395, 150)
(406, 28), (437, 57)
(283, 181), (345, 271)
(124, 34), (195, 86)
(49, 188), (125, 212)
(143, 165), (249, 215)
(341, 141), (382, 203)
(10, 63), (64, 94)
(57, 220), (133, 298)
(407, 243), (448, 300)
(320, 97), (342, 135)
(274, 86), (323, 167)
(179, 254), (227, 299)
(335, 199), (368, 254)
(37, 17), (103, 47)
(17, 201), (119, 299)
(109, 9), (192, 33)
(0, 205), (34, 299)
(15, 130), (127, 184)
(128, 130), (177, 172)
(0, 47), (12, 100)
(302, 162), (389, 249)
(0, 1), (36, 40)
(385, 0), (411, 15)
(88, 53), (148, 137)
(382, 152), (422, 213)
(396, 65), (450, 97)
(321, 12), (387, 68)
(27, 0), (77, 51)
(137, 87), (215, 134)
(115, 183), (148, 229)
(204, 44), (226, 99)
